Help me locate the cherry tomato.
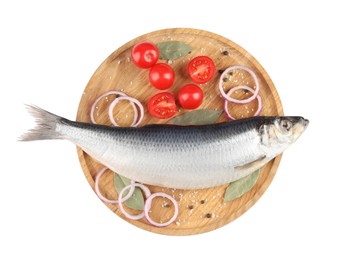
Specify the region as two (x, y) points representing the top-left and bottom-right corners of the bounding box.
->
(149, 63), (175, 90)
(131, 42), (159, 69)
(148, 92), (177, 119)
(187, 56), (216, 84)
(178, 84), (204, 109)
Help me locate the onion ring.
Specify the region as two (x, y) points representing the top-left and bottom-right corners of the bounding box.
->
(90, 90), (138, 126)
(224, 85), (262, 120)
(109, 96), (144, 127)
(219, 66), (259, 104)
(144, 192), (179, 227)
(118, 183), (151, 220)
(94, 167), (135, 204)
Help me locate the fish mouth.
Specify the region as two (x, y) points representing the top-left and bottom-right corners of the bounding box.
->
(284, 116), (309, 128)
(302, 118), (309, 129)
(293, 117), (309, 139)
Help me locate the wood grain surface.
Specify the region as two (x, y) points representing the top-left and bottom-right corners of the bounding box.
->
(76, 28), (283, 235)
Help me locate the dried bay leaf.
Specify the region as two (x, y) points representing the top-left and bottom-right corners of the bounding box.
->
(167, 109), (223, 126)
(114, 173), (144, 210)
(157, 41), (193, 60)
(224, 169), (261, 202)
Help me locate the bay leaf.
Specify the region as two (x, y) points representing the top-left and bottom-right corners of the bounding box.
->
(167, 109), (223, 126)
(223, 169), (260, 202)
(157, 41), (193, 60)
(114, 173), (144, 210)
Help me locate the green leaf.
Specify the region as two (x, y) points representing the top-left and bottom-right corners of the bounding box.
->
(114, 173), (144, 210)
(167, 109), (223, 126)
(223, 169), (261, 202)
(157, 41), (193, 60)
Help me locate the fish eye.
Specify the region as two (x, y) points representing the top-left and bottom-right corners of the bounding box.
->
(280, 119), (292, 131)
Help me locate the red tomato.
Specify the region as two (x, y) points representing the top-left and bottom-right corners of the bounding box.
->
(148, 92), (177, 119)
(149, 63), (175, 90)
(187, 56), (216, 84)
(131, 42), (159, 69)
(178, 84), (204, 109)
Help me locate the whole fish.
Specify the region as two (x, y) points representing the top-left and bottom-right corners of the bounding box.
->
(20, 105), (308, 189)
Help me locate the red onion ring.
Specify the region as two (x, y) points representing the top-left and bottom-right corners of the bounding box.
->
(94, 167), (135, 204)
(90, 90), (139, 126)
(144, 192), (179, 227)
(108, 96), (144, 127)
(219, 66), (259, 104)
(118, 183), (151, 220)
(224, 85), (262, 120)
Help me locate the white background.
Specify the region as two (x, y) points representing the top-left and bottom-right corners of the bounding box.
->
(1, 0), (353, 259)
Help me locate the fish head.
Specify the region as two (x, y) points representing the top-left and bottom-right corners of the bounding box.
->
(260, 116), (309, 154)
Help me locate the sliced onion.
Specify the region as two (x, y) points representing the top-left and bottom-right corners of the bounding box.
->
(219, 66), (259, 104)
(144, 192), (179, 227)
(224, 86), (262, 120)
(94, 167), (135, 204)
(118, 183), (151, 220)
(108, 96), (144, 127)
(90, 90), (140, 126)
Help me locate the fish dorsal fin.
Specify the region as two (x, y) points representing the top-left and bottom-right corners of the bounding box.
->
(143, 124), (165, 128)
(142, 123), (198, 129)
(142, 124), (177, 128)
(234, 155), (267, 172)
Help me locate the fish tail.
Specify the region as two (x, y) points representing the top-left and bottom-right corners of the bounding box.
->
(19, 105), (63, 141)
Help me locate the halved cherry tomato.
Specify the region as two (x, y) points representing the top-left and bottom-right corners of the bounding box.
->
(149, 63), (175, 90)
(131, 42), (159, 69)
(148, 92), (177, 119)
(187, 56), (216, 84)
(178, 84), (204, 109)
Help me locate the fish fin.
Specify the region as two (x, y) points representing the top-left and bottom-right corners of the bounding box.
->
(234, 155), (267, 172)
(143, 124), (179, 128)
(18, 105), (63, 141)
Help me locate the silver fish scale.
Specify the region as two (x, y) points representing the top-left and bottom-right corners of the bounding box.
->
(61, 120), (265, 189)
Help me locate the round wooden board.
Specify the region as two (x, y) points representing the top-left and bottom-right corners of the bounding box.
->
(76, 28), (283, 235)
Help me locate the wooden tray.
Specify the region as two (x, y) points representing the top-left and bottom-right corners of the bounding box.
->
(76, 28), (283, 235)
